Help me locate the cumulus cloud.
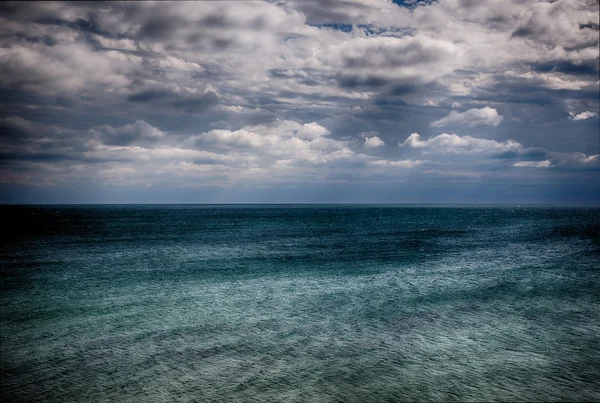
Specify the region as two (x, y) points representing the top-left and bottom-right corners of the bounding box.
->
(569, 111), (599, 120)
(400, 133), (520, 154)
(511, 0), (600, 49)
(334, 34), (464, 91)
(364, 136), (384, 148)
(399, 132), (598, 171)
(430, 107), (504, 128)
(0, 115), (435, 188)
(185, 120), (355, 164)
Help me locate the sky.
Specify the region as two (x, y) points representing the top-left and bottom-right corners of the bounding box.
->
(0, 0), (598, 204)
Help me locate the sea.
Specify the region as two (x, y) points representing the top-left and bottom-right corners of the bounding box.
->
(1, 205), (599, 402)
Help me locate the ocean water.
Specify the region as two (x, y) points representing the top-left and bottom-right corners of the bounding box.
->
(1, 205), (599, 402)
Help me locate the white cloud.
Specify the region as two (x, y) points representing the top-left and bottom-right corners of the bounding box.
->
(186, 120), (354, 165)
(502, 71), (598, 91)
(564, 153), (599, 166)
(364, 136), (385, 148)
(297, 122), (331, 140)
(400, 133), (521, 154)
(511, 0), (599, 50)
(569, 111), (599, 121)
(0, 43), (130, 95)
(514, 160), (552, 168)
(430, 107), (503, 128)
(369, 159), (422, 168)
(399, 132), (598, 171)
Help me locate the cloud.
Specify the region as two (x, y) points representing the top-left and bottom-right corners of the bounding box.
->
(569, 111), (599, 120)
(332, 34), (464, 91)
(0, 42), (130, 95)
(500, 71), (598, 91)
(399, 132), (598, 171)
(287, 0), (411, 26)
(1, 0), (597, 112)
(0, 116), (87, 165)
(185, 120), (355, 164)
(127, 88), (219, 113)
(89, 121), (165, 146)
(430, 107), (504, 128)
(0, 1), (599, 201)
(0, 116), (426, 188)
(511, 0), (600, 49)
(364, 136), (384, 148)
(400, 133), (521, 154)
(0, 115), (75, 142)
(369, 159), (422, 168)
(514, 160), (552, 168)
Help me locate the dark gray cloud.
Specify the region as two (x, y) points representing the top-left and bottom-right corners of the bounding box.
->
(136, 15), (187, 41)
(530, 59), (599, 76)
(89, 120), (165, 146)
(170, 92), (219, 113)
(337, 74), (392, 89)
(127, 89), (219, 113)
(289, 0), (371, 24)
(127, 89), (171, 103)
(0, 116), (90, 166)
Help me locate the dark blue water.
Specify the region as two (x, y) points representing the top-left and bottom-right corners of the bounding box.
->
(2, 205), (600, 402)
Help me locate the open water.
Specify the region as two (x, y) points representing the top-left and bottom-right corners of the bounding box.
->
(1, 205), (599, 402)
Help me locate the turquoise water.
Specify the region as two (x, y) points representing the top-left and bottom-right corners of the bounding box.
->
(1, 205), (599, 402)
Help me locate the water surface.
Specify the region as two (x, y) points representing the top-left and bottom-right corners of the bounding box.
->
(2, 205), (599, 402)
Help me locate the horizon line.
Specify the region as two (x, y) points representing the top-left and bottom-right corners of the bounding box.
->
(2, 202), (600, 206)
